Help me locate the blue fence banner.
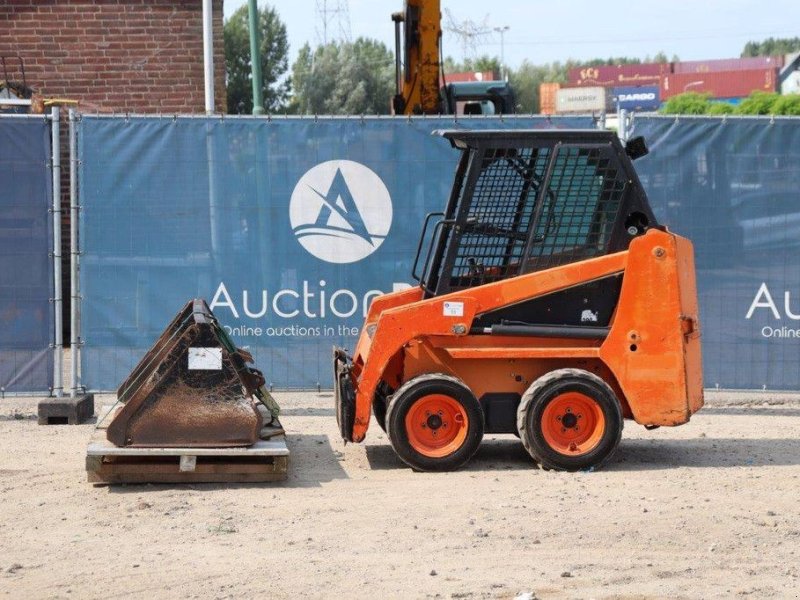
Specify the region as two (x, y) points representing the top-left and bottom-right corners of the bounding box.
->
(634, 116), (800, 389)
(0, 115), (54, 393)
(78, 115), (594, 390)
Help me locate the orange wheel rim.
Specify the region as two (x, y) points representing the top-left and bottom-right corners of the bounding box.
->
(541, 392), (605, 456)
(405, 394), (469, 458)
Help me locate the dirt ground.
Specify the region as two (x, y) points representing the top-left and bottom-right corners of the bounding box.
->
(1, 390), (799, 600)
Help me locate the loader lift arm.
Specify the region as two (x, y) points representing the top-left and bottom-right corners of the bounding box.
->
(391, 0), (515, 115)
(391, 0), (442, 114)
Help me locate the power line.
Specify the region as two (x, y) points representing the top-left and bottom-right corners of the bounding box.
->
(315, 0), (352, 45)
(498, 30), (800, 47)
(442, 8), (493, 62)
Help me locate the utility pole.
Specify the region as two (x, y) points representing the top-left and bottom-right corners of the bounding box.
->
(315, 0), (352, 45)
(494, 25), (509, 81)
(248, 0), (265, 115)
(202, 0), (214, 112)
(443, 9), (492, 63)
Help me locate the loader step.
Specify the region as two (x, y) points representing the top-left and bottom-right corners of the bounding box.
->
(86, 405), (289, 484)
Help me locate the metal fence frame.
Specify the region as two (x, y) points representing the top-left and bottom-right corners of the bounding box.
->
(0, 111), (59, 396)
(14, 111), (800, 394)
(73, 112), (800, 392)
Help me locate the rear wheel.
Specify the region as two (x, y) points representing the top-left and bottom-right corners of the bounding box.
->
(386, 374), (484, 472)
(517, 369), (623, 472)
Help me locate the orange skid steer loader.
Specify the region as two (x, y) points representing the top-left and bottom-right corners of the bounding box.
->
(334, 129), (703, 472)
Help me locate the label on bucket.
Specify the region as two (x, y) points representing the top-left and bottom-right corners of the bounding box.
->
(179, 455), (197, 472)
(443, 301), (464, 317)
(188, 347), (222, 370)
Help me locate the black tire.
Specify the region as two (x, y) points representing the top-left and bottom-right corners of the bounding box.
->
(334, 367), (356, 443)
(517, 368), (623, 472)
(373, 394), (388, 432)
(372, 381), (392, 433)
(386, 374), (484, 472)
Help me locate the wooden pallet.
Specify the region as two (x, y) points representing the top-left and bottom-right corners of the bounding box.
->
(86, 405), (289, 484)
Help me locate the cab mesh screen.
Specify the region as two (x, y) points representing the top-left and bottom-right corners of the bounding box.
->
(527, 146), (626, 270)
(448, 146), (550, 288)
(444, 144), (626, 290)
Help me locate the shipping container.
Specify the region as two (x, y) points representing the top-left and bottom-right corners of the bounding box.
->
(568, 63), (670, 87)
(555, 86), (611, 113)
(661, 69), (777, 99)
(441, 71), (496, 85)
(612, 86), (660, 111)
(673, 56), (783, 74)
(538, 82), (560, 113)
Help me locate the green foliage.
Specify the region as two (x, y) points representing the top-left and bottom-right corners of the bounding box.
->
(706, 102), (736, 115)
(224, 4), (290, 114)
(289, 38), (394, 115)
(507, 60), (569, 113)
(444, 55), (502, 75)
(289, 45), (678, 114)
(647, 52), (670, 63)
(742, 37), (800, 57)
(770, 94), (800, 116)
(660, 90), (800, 116)
(576, 57), (642, 67)
(736, 91), (780, 115)
(660, 92), (713, 115)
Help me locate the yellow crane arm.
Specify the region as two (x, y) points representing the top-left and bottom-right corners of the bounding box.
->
(392, 0), (442, 115)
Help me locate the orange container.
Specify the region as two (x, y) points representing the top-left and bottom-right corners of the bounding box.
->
(539, 82), (560, 113)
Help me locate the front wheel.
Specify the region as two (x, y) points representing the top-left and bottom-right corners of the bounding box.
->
(517, 369), (623, 472)
(386, 374), (484, 472)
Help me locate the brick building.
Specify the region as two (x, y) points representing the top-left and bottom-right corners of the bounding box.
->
(0, 0), (226, 113)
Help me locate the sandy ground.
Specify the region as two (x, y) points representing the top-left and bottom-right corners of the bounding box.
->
(1, 390), (799, 600)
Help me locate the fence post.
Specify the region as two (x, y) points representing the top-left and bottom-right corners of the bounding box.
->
(618, 109), (634, 143)
(50, 106), (63, 397)
(69, 109), (80, 397)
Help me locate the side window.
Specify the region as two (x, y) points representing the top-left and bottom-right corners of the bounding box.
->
(526, 146), (626, 270)
(446, 146), (550, 289)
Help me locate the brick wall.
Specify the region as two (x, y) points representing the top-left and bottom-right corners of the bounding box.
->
(0, 0), (226, 114)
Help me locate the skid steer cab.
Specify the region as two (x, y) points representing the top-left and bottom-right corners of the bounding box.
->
(334, 129), (703, 472)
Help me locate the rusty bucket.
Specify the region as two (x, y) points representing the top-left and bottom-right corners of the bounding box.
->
(106, 299), (280, 448)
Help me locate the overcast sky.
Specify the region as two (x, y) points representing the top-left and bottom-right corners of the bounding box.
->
(224, 1), (800, 69)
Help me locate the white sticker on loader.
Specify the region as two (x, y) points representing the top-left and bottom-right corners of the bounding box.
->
(581, 309), (599, 323)
(443, 301), (464, 317)
(188, 347), (222, 370)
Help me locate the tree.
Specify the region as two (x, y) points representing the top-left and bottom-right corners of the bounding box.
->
(742, 37), (800, 57)
(706, 102), (735, 115)
(576, 57), (642, 67)
(659, 91), (800, 116)
(735, 92), (800, 116)
(442, 55), (502, 76)
(644, 51), (678, 64)
(660, 92), (713, 115)
(736, 91), (780, 115)
(508, 60), (569, 113)
(289, 38), (395, 115)
(224, 4), (290, 114)
(770, 94), (800, 116)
